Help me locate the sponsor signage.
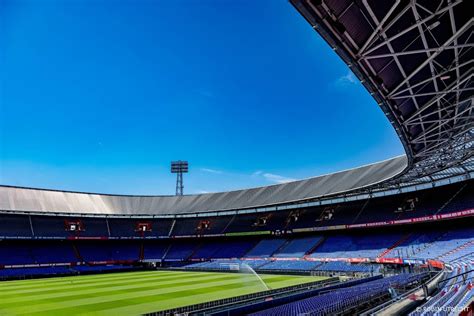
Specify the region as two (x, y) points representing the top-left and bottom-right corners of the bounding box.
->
(271, 257), (299, 261)
(225, 230), (271, 237)
(376, 257), (403, 264)
(348, 258), (370, 263)
(345, 209), (474, 230)
(403, 259), (425, 265)
(67, 236), (108, 240)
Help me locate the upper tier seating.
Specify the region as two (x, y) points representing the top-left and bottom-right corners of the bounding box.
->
(0, 215), (32, 238)
(439, 183), (474, 214)
(108, 219), (139, 237)
(224, 214), (267, 233)
(31, 216), (109, 237)
(31, 216), (71, 237)
(150, 219), (174, 237)
(170, 217), (231, 236)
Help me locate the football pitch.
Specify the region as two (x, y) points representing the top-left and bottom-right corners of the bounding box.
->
(0, 270), (328, 315)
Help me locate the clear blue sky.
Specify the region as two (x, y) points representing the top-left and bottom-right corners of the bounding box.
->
(0, 0), (404, 195)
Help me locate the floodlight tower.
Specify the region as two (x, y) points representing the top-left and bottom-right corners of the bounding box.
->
(171, 161), (188, 196)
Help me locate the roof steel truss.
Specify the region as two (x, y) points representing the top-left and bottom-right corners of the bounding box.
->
(292, 0), (473, 186)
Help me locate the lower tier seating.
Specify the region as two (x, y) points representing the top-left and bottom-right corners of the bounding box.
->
(250, 273), (428, 315)
(410, 254), (474, 316)
(1, 225), (472, 279)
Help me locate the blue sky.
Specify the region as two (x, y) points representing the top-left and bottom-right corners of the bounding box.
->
(0, 0), (404, 195)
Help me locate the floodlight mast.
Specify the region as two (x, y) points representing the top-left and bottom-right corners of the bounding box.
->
(171, 161), (188, 196)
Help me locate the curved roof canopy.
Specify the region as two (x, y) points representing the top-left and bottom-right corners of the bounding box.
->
(0, 157), (406, 215)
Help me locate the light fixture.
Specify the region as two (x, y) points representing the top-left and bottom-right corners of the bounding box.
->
(428, 21), (441, 30)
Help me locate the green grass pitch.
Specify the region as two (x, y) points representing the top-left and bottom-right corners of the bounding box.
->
(0, 270), (328, 315)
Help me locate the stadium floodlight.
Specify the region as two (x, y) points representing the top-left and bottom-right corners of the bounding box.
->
(171, 161), (188, 196)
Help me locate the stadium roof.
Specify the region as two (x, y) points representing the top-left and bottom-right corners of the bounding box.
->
(0, 0), (472, 216)
(290, 0), (473, 185)
(0, 156), (406, 215)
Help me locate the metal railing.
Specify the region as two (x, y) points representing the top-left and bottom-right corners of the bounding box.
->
(143, 277), (338, 316)
(360, 271), (442, 315)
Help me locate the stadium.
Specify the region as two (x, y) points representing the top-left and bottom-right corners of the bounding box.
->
(0, 0), (473, 315)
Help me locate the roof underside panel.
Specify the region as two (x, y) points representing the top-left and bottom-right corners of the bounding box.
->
(291, 0), (473, 182)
